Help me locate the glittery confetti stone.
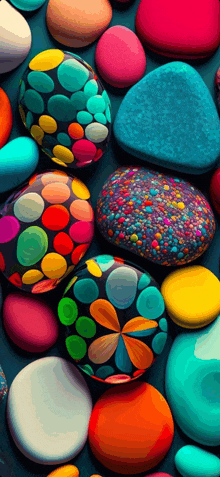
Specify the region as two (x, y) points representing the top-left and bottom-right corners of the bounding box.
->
(0, 365), (7, 403)
(96, 166), (215, 266)
(114, 62), (220, 174)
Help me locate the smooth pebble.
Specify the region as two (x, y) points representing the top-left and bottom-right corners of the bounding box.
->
(175, 445), (220, 477)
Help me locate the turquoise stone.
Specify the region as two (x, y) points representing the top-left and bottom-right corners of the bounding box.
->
(114, 62), (220, 174)
(58, 59), (89, 92)
(10, 0), (46, 11)
(24, 89), (44, 114)
(175, 445), (220, 477)
(136, 286), (165, 319)
(166, 316), (220, 445)
(27, 71), (54, 93)
(73, 278), (99, 304)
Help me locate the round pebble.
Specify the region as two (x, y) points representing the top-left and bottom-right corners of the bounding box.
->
(69, 221), (94, 243)
(0, 216), (20, 243)
(85, 123), (108, 143)
(17, 226), (48, 266)
(14, 192), (44, 222)
(175, 445), (220, 477)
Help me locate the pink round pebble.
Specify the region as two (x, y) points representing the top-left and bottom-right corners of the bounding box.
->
(95, 25), (146, 88)
(72, 139), (97, 162)
(0, 216), (20, 243)
(69, 221), (94, 243)
(3, 292), (59, 352)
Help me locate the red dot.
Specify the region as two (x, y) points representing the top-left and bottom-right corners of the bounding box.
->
(72, 139), (97, 163)
(53, 232), (74, 255)
(42, 205), (70, 231)
(69, 221), (94, 243)
(8, 272), (22, 288)
(94, 148), (103, 162)
(0, 252), (5, 272)
(32, 279), (58, 294)
(71, 243), (90, 265)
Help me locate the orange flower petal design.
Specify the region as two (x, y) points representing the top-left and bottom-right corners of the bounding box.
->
(122, 334), (154, 369)
(88, 333), (120, 364)
(90, 299), (120, 332)
(122, 316), (158, 334)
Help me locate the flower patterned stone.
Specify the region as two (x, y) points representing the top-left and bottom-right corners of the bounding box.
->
(96, 166), (215, 266)
(18, 49), (111, 169)
(0, 365), (7, 404)
(57, 255), (168, 384)
(0, 170), (94, 293)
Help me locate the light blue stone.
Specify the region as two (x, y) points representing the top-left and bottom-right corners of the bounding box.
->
(48, 95), (76, 122)
(165, 316), (220, 446)
(152, 331), (167, 354)
(106, 266), (138, 309)
(175, 445), (220, 477)
(24, 89), (44, 114)
(87, 95), (106, 114)
(96, 255), (115, 272)
(10, 0), (46, 10)
(94, 113), (107, 125)
(73, 278), (99, 304)
(27, 71), (54, 93)
(0, 137), (39, 193)
(84, 80), (98, 98)
(57, 133), (71, 147)
(58, 59), (89, 92)
(136, 286), (165, 319)
(138, 272), (151, 290)
(115, 335), (132, 373)
(77, 111), (93, 125)
(114, 62), (220, 174)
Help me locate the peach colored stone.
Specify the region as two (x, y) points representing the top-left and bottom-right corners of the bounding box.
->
(46, 0), (112, 48)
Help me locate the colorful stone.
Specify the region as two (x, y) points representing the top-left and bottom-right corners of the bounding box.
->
(10, 0), (46, 11)
(175, 446), (220, 477)
(46, 0), (112, 48)
(0, 88), (13, 149)
(166, 316), (220, 446)
(95, 26), (146, 88)
(0, 171), (94, 293)
(0, 365), (7, 404)
(7, 357), (92, 464)
(57, 255), (168, 383)
(161, 266), (220, 328)
(114, 62), (220, 174)
(135, 0), (220, 59)
(19, 50), (111, 169)
(88, 381), (174, 474)
(47, 466), (79, 477)
(96, 166), (215, 266)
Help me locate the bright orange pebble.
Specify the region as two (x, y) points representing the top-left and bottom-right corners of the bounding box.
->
(68, 123), (84, 139)
(0, 87), (13, 148)
(89, 381), (174, 475)
(47, 464), (79, 476)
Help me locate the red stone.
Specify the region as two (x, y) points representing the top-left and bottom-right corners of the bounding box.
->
(0, 88), (13, 149)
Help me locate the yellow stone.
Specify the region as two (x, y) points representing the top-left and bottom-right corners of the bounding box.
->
(164, 185), (169, 190)
(53, 145), (74, 164)
(177, 202), (185, 209)
(39, 115), (57, 133)
(72, 177), (90, 200)
(161, 265), (220, 329)
(29, 49), (65, 71)
(22, 269), (44, 285)
(31, 125), (44, 145)
(41, 253), (67, 279)
(51, 157), (68, 167)
(47, 465), (79, 477)
(86, 259), (102, 277)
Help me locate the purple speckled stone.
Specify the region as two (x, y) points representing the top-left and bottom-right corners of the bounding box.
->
(96, 166), (215, 266)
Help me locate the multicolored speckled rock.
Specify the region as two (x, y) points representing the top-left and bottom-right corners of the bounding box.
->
(96, 167), (215, 266)
(0, 366), (7, 403)
(18, 49), (111, 169)
(57, 255), (168, 384)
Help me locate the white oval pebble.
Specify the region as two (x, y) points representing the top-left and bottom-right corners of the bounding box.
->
(85, 123), (108, 143)
(14, 192), (45, 222)
(7, 357), (92, 464)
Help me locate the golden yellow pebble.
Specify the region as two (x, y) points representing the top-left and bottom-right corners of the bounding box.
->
(47, 464), (79, 477)
(177, 202), (185, 209)
(164, 185), (169, 190)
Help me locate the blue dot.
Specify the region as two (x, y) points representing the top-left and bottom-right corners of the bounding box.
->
(57, 59), (89, 92)
(27, 71), (54, 93)
(77, 111), (93, 125)
(57, 133), (71, 147)
(24, 89), (44, 114)
(73, 278), (99, 304)
(84, 80), (98, 98)
(94, 113), (107, 125)
(48, 95), (76, 122)
(26, 111), (33, 129)
(87, 95), (106, 114)
(152, 332), (167, 354)
(71, 91), (87, 110)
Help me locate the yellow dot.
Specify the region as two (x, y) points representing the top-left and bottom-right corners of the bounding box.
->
(53, 145), (74, 164)
(178, 202), (185, 209)
(86, 259), (102, 277)
(47, 465), (79, 477)
(22, 269), (44, 285)
(172, 201), (177, 207)
(176, 194), (181, 198)
(29, 49), (65, 71)
(51, 157), (68, 167)
(64, 275), (78, 295)
(31, 125), (44, 145)
(164, 185), (169, 190)
(41, 253), (67, 279)
(39, 115), (57, 133)
(72, 177), (90, 200)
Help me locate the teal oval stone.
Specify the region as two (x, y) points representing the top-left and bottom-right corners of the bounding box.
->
(48, 95), (76, 122)
(84, 80), (98, 98)
(77, 111), (93, 125)
(24, 89), (44, 114)
(136, 286), (165, 319)
(58, 59), (89, 92)
(175, 445), (220, 477)
(73, 278), (99, 304)
(17, 226), (48, 266)
(10, 0), (46, 11)
(27, 71), (54, 93)
(87, 95), (106, 114)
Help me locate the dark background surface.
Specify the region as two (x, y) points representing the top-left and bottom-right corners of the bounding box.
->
(1, 0), (220, 475)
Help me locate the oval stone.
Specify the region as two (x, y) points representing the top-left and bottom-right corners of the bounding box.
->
(106, 266), (138, 309)
(7, 357), (92, 464)
(165, 316), (220, 446)
(17, 226), (48, 266)
(175, 446), (220, 477)
(47, 466), (79, 477)
(96, 166), (215, 266)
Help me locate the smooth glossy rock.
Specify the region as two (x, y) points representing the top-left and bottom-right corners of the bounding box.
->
(96, 166), (215, 266)
(175, 445), (220, 477)
(0, 171), (94, 293)
(57, 255), (167, 383)
(166, 316), (220, 445)
(114, 62), (220, 174)
(0, 88), (12, 149)
(11, 0), (46, 11)
(0, 137), (39, 194)
(7, 357), (92, 464)
(95, 26), (146, 88)
(3, 292), (59, 352)
(89, 381), (174, 474)
(0, 365), (7, 404)
(0, 0), (31, 74)
(210, 167), (220, 215)
(46, 0), (112, 48)
(19, 50), (111, 169)
(161, 266), (220, 328)
(47, 466), (79, 477)
(135, 0), (220, 59)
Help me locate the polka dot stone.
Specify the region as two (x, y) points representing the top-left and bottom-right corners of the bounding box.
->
(57, 255), (168, 383)
(19, 49), (111, 169)
(0, 171), (94, 293)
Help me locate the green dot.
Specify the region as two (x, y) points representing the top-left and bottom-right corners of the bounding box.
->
(66, 335), (87, 360)
(58, 297), (78, 325)
(76, 316), (96, 338)
(77, 111), (93, 125)
(78, 364), (94, 376)
(87, 95), (106, 114)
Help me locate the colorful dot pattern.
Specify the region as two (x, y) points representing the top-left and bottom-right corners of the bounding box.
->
(18, 50), (111, 169)
(57, 255), (168, 384)
(0, 365), (7, 403)
(96, 167), (215, 266)
(0, 171), (94, 293)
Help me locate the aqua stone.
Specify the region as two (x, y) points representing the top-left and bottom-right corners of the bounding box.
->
(136, 286), (165, 319)
(77, 111), (93, 125)
(94, 113), (107, 125)
(57, 59), (89, 92)
(24, 89), (44, 114)
(57, 133), (71, 147)
(71, 91), (87, 110)
(73, 278), (99, 304)
(152, 331), (167, 354)
(87, 95), (106, 114)
(106, 266), (138, 309)
(27, 71), (54, 93)
(96, 254), (115, 271)
(10, 0), (46, 11)
(159, 318), (168, 332)
(175, 445), (220, 477)
(48, 95), (76, 122)
(17, 226), (48, 266)
(105, 105), (111, 122)
(138, 272), (151, 290)
(84, 80), (98, 98)
(102, 90), (110, 106)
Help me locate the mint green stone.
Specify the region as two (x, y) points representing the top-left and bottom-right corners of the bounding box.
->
(175, 445), (220, 477)
(87, 95), (105, 114)
(17, 226), (48, 266)
(77, 111), (93, 125)
(94, 113), (107, 125)
(84, 80), (98, 98)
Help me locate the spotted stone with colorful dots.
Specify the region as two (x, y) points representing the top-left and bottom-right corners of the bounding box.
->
(57, 255), (168, 384)
(0, 365), (7, 404)
(18, 49), (111, 169)
(0, 171), (94, 293)
(96, 166), (215, 266)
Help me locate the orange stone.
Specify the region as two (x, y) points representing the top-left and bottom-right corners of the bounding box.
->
(0, 88), (13, 149)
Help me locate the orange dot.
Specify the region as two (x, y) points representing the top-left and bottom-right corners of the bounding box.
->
(68, 123), (84, 140)
(41, 171), (69, 186)
(42, 205), (69, 231)
(70, 199), (94, 221)
(42, 182), (70, 204)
